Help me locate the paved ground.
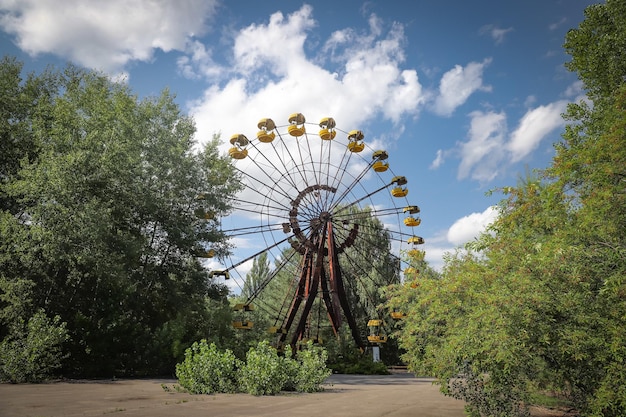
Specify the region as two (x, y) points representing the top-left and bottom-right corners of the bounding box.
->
(0, 373), (468, 417)
(0, 373), (571, 417)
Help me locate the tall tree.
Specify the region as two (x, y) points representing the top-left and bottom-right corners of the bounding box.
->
(389, 1), (626, 415)
(0, 61), (240, 376)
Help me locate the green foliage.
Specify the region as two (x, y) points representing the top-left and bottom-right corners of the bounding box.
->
(0, 59), (240, 377)
(175, 339), (240, 394)
(175, 340), (331, 395)
(564, 0), (626, 103)
(388, 2), (626, 414)
(0, 310), (69, 383)
(328, 355), (389, 375)
(325, 326), (389, 375)
(237, 340), (290, 395)
(292, 342), (332, 392)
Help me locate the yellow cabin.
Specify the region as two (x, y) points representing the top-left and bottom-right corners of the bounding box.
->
(288, 113), (306, 137)
(404, 217), (421, 227)
(209, 270), (230, 279)
(229, 134), (249, 159)
(256, 118), (276, 143)
(319, 117), (337, 140)
(347, 130), (365, 152)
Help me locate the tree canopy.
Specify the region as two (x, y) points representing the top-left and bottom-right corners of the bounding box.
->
(388, 1), (626, 415)
(0, 58), (240, 377)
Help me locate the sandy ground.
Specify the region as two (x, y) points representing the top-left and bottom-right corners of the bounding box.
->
(0, 373), (570, 417)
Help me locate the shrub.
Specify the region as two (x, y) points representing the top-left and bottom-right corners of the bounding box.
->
(237, 340), (289, 395)
(0, 310), (69, 383)
(175, 340), (239, 394)
(328, 352), (390, 375)
(293, 342), (332, 392)
(281, 345), (299, 392)
(175, 340), (332, 395)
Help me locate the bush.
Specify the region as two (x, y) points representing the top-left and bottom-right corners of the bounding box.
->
(237, 340), (289, 395)
(293, 342), (332, 392)
(175, 340), (332, 395)
(0, 310), (69, 383)
(328, 352), (390, 375)
(175, 340), (239, 394)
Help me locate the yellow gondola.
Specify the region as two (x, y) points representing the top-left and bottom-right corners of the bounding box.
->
(228, 147), (247, 159)
(371, 150), (389, 172)
(229, 134), (249, 159)
(403, 205), (420, 226)
(372, 161), (389, 172)
(408, 249), (426, 260)
(368, 335), (388, 343)
(408, 236), (425, 245)
(347, 130), (365, 152)
(196, 249), (215, 258)
(404, 217), (421, 227)
(232, 303), (254, 330)
(403, 205), (420, 214)
(232, 320), (254, 330)
(391, 177), (407, 196)
(319, 117), (337, 140)
(373, 161), (389, 171)
(209, 270), (230, 279)
(257, 118), (276, 143)
(391, 311), (407, 320)
(288, 113), (306, 137)
(367, 319), (388, 343)
(373, 150), (389, 160)
(392, 176), (407, 185)
(391, 187), (408, 197)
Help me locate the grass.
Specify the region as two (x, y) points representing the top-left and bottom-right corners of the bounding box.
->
(529, 391), (574, 409)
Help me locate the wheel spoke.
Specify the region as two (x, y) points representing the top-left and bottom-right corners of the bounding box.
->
(217, 114), (423, 350)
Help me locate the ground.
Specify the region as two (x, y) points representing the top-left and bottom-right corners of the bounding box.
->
(0, 373), (574, 417)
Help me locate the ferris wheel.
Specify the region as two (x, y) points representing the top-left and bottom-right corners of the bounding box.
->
(205, 113), (424, 351)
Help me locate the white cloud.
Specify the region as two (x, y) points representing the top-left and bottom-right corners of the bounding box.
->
(524, 95), (537, 108)
(444, 87), (572, 184)
(177, 40), (223, 80)
(447, 206), (498, 246)
(430, 149), (445, 169)
(563, 80), (584, 99)
(0, 0), (218, 74)
(233, 5), (316, 77)
(432, 58), (492, 117)
(507, 100), (568, 162)
(421, 206), (498, 271)
(457, 110), (507, 182)
(549, 17), (567, 31)
(479, 24), (514, 44)
(189, 6), (426, 149)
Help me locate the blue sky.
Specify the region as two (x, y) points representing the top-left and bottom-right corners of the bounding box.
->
(0, 0), (598, 289)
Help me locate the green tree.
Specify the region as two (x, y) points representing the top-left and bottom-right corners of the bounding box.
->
(0, 57), (58, 214)
(0, 61), (240, 376)
(389, 1), (626, 415)
(242, 252), (272, 299)
(564, 0), (626, 104)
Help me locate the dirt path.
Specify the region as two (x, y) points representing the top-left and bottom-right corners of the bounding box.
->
(0, 373), (468, 417)
(0, 373), (571, 417)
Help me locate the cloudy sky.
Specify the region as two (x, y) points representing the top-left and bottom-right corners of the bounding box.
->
(0, 0), (596, 283)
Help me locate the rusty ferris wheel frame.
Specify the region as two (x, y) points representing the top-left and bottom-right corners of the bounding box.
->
(205, 113), (424, 351)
